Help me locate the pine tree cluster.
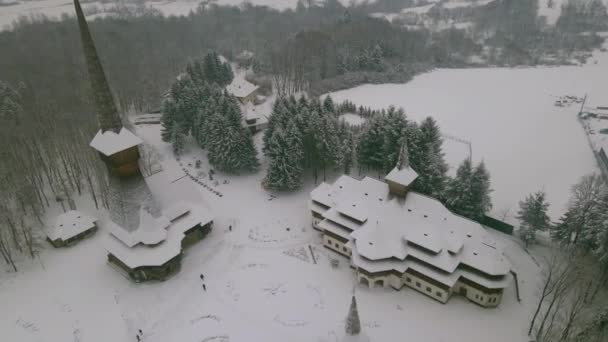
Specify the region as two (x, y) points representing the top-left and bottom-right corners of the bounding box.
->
(161, 52), (258, 173)
(262, 95), (354, 190)
(357, 112), (449, 198)
(443, 158), (492, 221)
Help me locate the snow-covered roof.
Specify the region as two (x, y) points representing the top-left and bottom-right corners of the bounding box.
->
(311, 175), (511, 287)
(103, 203), (213, 269)
(103, 168), (214, 269)
(226, 79), (259, 98)
(89, 127), (143, 156)
(385, 166), (418, 187)
(46, 210), (97, 242)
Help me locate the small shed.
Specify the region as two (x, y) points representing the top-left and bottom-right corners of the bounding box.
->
(46, 210), (98, 247)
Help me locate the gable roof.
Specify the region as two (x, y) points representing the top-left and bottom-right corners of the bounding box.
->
(89, 127), (143, 156)
(226, 79), (259, 98)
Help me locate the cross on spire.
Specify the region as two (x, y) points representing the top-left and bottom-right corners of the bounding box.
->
(73, 0), (122, 133)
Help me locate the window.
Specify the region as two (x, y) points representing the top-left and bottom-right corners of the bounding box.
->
(436, 291), (442, 297)
(479, 296), (484, 302)
(405, 277), (411, 283)
(426, 286), (431, 293)
(343, 247), (348, 252)
(335, 242), (339, 248)
(416, 282), (421, 287)
(475, 294), (479, 299)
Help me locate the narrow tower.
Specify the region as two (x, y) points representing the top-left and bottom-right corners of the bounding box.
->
(73, 0), (121, 133)
(385, 139), (418, 198)
(73, 0), (142, 177)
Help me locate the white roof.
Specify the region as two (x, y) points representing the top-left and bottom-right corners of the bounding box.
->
(311, 175), (511, 286)
(226, 79), (259, 98)
(46, 210), (97, 242)
(103, 204), (212, 269)
(103, 168), (214, 269)
(89, 127), (142, 156)
(385, 166), (418, 187)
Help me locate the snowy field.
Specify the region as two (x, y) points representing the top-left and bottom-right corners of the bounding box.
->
(0, 0), (364, 31)
(328, 42), (608, 222)
(0, 112), (542, 342)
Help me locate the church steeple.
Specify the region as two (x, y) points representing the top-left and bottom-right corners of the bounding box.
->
(73, 0), (122, 133)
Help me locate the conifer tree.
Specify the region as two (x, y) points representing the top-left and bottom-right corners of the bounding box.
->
(161, 100), (176, 143)
(470, 161), (492, 219)
(517, 191), (551, 248)
(413, 117), (448, 197)
(170, 120), (185, 155)
(345, 296), (361, 336)
(444, 158), (475, 218)
(552, 174), (607, 248)
(323, 95), (335, 114)
(264, 122), (304, 190)
(357, 115), (387, 172)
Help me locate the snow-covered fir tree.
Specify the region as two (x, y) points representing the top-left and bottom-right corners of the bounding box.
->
(470, 161), (492, 220)
(323, 95), (335, 114)
(170, 120), (185, 155)
(413, 117), (449, 198)
(517, 191), (551, 248)
(552, 174), (607, 248)
(444, 158), (476, 218)
(264, 121), (304, 190)
(341, 295), (370, 342)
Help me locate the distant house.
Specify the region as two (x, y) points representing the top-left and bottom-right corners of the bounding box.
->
(227, 79), (259, 104)
(310, 164), (511, 308)
(235, 50), (254, 68)
(242, 102), (269, 134)
(103, 171), (213, 282)
(46, 210), (98, 248)
(90, 127), (143, 177)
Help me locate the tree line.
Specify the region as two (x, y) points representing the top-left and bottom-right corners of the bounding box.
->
(515, 173), (608, 341)
(261, 94), (493, 223)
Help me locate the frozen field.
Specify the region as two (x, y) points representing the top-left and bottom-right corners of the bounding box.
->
(328, 45), (608, 221)
(0, 122), (542, 342)
(0, 0), (364, 31)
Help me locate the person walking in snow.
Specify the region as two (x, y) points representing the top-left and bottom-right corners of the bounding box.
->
(229, 225), (232, 231)
(202, 283), (207, 291)
(200, 274), (204, 281)
(136, 335), (140, 342)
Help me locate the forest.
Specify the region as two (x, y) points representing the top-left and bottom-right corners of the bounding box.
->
(1, 0), (608, 282)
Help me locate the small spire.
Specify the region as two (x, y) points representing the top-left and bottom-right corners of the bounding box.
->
(345, 295), (361, 336)
(397, 138), (409, 170)
(73, 0), (122, 133)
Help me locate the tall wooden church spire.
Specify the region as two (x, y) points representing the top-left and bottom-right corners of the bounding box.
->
(73, 0), (122, 133)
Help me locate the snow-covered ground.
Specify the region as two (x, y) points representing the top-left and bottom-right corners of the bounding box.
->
(328, 41), (608, 222)
(0, 0), (366, 31)
(0, 122), (541, 342)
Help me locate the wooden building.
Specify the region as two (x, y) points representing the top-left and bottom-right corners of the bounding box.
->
(105, 204), (213, 282)
(46, 210), (98, 248)
(90, 127), (143, 177)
